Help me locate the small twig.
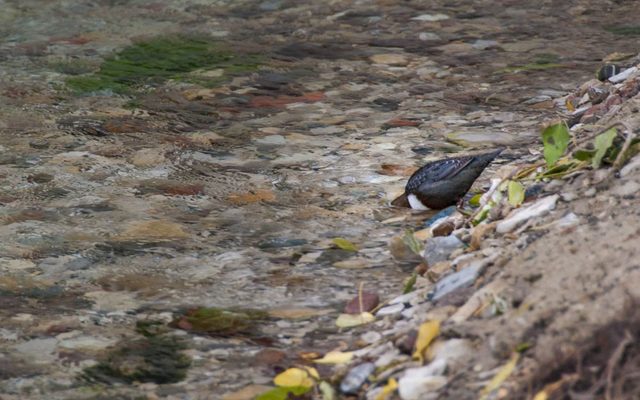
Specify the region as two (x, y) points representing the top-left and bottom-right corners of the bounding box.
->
(358, 282), (364, 313)
(605, 330), (633, 400)
(612, 126), (636, 172)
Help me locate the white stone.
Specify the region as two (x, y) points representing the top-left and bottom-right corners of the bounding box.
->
(496, 195), (559, 233)
(412, 13), (449, 21)
(609, 66), (638, 83)
(398, 359), (448, 400)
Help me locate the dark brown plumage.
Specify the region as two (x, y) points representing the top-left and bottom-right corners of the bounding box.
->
(391, 148), (503, 209)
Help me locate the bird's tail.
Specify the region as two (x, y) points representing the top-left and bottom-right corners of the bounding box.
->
(391, 193), (410, 207)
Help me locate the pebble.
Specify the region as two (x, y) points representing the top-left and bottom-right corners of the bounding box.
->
(423, 234), (464, 266)
(398, 359), (448, 400)
(412, 13), (449, 21)
(428, 260), (485, 302)
(376, 303), (405, 316)
(340, 362), (376, 394)
(496, 195), (559, 233)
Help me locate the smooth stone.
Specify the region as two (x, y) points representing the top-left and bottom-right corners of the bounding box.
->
(620, 155), (640, 177)
(370, 53), (409, 66)
(423, 235), (464, 266)
(418, 32), (441, 41)
(471, 40), (498, 50)
(58, 335), (117, 351)
(445, 131), (517, 147)
(424, 206), (457, 226)
(609, 66), (637, 83)
(428, 262), (483, 302)
(14, 338), (58, 362)
(340, 362), (376, 394)
(361, 331), (382, 344)
(612, 180), (640, 197)
(376, 303), (405, 316)
(412, 13), (449, 21)
(496, 195), (559, 233)
(255, 135), (286, 145)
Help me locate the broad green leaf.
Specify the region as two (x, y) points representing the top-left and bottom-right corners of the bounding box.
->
(332, 237), (358, 252)
(574, 149), (595, 161)
(541, 122), (570, 167)
(592, 128), (617, 168)
(479, 353), (520, 400)
(256, 386), (311, 400)
(402, 230), (423, 255)
(507, 180), (525, 207)
(412, 320), (440, 363)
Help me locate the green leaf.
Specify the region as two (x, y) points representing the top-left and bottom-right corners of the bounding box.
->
(403, 273), (417, 294)
(541, 122), (570, 167)
(256, 386), (310, 400)
(592, 128), (617, 168)
(574, 149), (596, 161)
(402, 230), (423, 256)
(469, 193), (483, 207)
(507, 180), (525, 207)
(332, 238), (358, 252)
(319, 381), (337, 400)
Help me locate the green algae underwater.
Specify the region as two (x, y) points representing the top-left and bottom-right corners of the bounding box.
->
(66, 35), (262, 94)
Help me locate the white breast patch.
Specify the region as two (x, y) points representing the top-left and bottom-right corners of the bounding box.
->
(407, 194), (429, 210)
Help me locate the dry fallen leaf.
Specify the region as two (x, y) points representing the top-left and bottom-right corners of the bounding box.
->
(313, 350), (354, 365)
(273, 367), (318, 388)
(375, 378), (398, 400)
(479, 352), (520, 400)
(412, 320), (440, 363)
(335, 312), (375, 328)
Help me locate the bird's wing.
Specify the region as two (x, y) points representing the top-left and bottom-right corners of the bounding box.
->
(406, 156), (473, 192)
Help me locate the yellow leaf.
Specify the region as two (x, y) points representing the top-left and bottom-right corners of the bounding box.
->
(273, 368), (315, 388)
(335, 312), (375, 328)
(319, 381), (336, 400)
(412, 320), (440, 363)
(314, 351), (354, 365)
(303, 366), (319, 380)
(375, 378), (398, 400)
(507, 180), (525, 207)
(479, 353), (520, 400)
(332, 237), (358, 251)
(532, 391), (548, 400)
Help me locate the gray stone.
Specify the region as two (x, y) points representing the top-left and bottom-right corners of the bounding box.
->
(428, 262), (484, 302)
(423, 235), (464, 266)
(340, 362), (376, 394)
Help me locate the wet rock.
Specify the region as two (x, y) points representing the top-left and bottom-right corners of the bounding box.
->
(496, 194), (559, 233)
(431, 220), (455, 237)
(257, 238), (307, 249)
(83, 335), (190, 384)
(423, 235), (464, 266)
(345, 292), (379, 314)
(396, 330), (418, 355)
(114, 220), (190, 242)
(389, 236), (423, 264)
(14, 338), (57, 362)
(173, 307), (269, 337)
(444, 131), (517, 147)
(340, 362), (375, 394)
(412, 13), (449, 21)
(370, 54), (409, 66)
